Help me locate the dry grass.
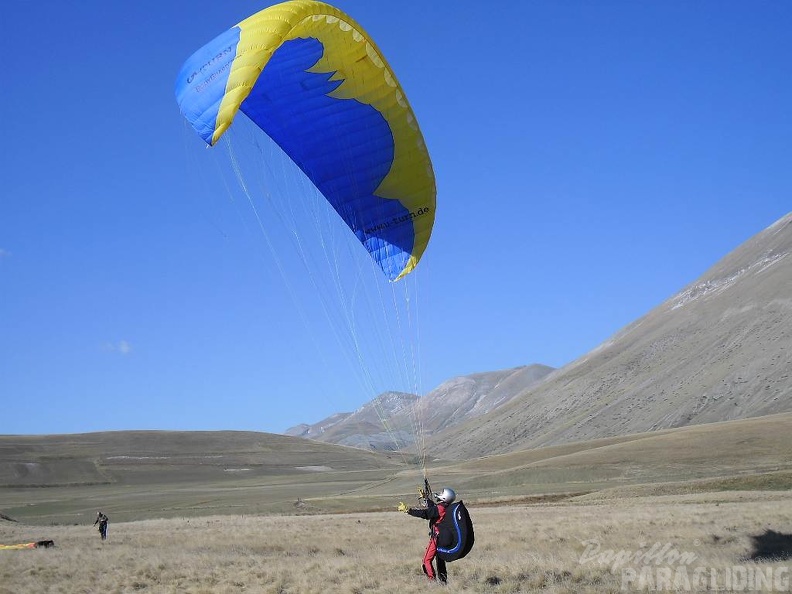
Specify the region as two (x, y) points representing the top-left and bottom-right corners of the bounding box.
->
(2, 491), (791, 593)
(3, 420), (791, 591)
(4, 416), (791, 527)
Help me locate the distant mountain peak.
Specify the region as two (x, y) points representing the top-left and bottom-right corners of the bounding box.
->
(285, 364), (554, 451)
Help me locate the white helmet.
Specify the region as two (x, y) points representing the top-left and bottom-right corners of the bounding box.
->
(435, 487), (456, 504)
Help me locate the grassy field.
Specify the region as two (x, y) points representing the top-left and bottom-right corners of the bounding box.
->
(3, 415), (792, 526)
(2, 415), (791, 591)
(2, 491), (791, 593)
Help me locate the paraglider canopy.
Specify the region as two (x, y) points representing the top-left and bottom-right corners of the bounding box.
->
(175, 0), (435, 281)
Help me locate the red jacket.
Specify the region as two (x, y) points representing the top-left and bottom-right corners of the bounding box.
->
(408, 499), (447, 536)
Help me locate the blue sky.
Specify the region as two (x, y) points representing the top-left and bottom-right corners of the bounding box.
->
(1, 1), (789, 436)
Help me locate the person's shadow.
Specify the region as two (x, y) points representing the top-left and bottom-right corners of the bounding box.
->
(745, 530), (792, 561)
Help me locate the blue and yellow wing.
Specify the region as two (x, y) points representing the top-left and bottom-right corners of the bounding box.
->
(175, 1), (435, 281)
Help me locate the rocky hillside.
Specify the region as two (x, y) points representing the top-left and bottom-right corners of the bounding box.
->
(429, 212), (792, 459)
(285, 392), (418, 450)
(285, 364), (555, 450)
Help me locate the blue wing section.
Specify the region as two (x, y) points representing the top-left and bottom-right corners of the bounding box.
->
(239, 38), (413, 280)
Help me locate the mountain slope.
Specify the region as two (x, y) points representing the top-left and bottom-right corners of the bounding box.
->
(294, 391), (419, 450)
(430, 212), (792, 459)
(286, 365), (554, 450)
(414, 364), (556, 432)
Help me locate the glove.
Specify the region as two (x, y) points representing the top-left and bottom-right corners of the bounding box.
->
(397, 502), (409, 513)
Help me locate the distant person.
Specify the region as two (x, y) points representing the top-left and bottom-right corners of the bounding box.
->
(398, 487), (456, 584)
(94, 511), (109, 541)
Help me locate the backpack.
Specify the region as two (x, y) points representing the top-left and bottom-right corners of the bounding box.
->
(436, 501), (474, 562)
